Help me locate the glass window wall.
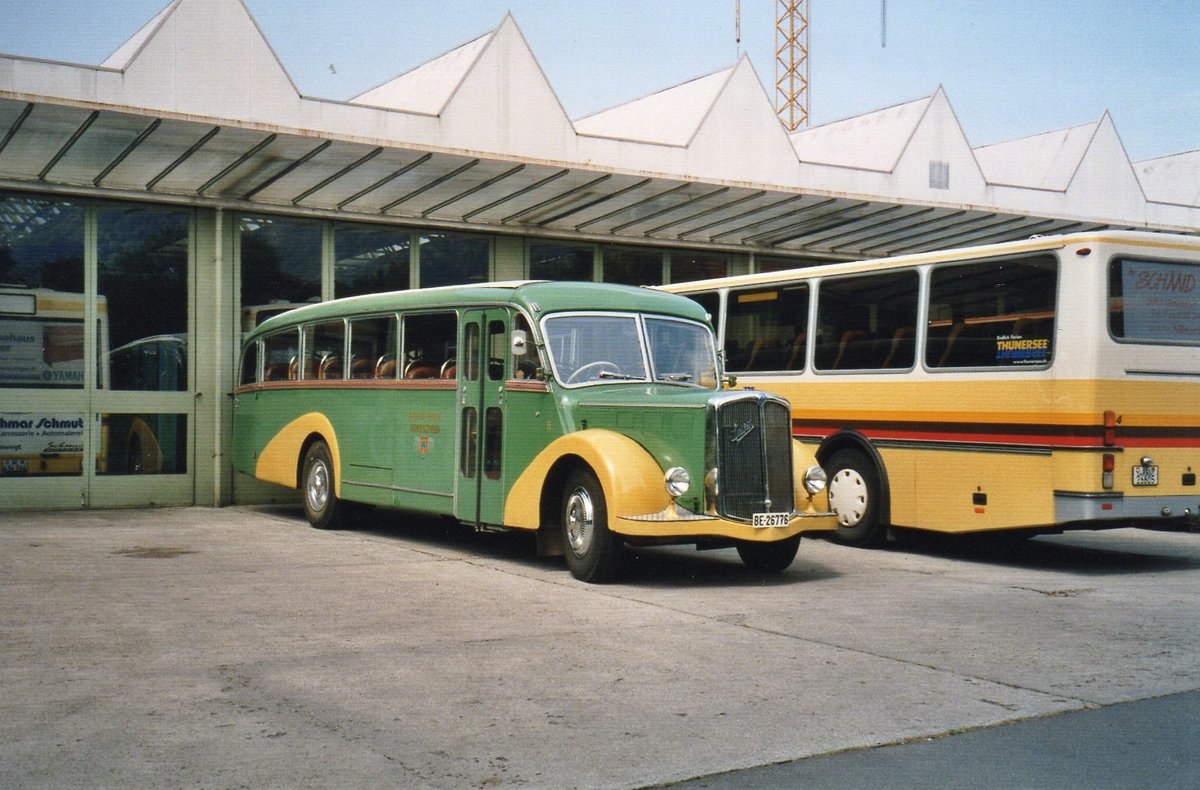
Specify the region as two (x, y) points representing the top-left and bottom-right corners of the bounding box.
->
(602, 247), (662, 287)
(0, 194), (85, 389)
(335, 223), (411, 297)
(98, 204), (189, 391)
(418, 232), (490, 288)
(529, 242), (593, 281)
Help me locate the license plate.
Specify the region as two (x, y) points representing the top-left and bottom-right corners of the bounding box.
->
(1132, 465), (1159, 486)
(752, 512), (791, 528)
(1, 459), (28, 474)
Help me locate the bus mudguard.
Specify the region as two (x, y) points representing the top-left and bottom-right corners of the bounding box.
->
(255, 412), (342, 496)
(503, 429), (667, 531)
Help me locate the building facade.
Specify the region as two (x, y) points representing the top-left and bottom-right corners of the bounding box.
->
(1, 0), (1196, 510)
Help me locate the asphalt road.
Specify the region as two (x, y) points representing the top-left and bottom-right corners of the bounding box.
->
(2, 506), (1198, 788)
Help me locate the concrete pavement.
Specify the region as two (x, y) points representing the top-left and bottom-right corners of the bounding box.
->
(2, 506), (1198, 788)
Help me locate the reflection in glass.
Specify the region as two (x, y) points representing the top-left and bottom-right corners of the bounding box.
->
(240, 215), (321, 308)
(0, 194), (85, 389)
(418, 232), (489, 288)
(669, 251), (727, 283)
(529, 242), (593, 281)
(335, 224), (411, 297)
(99, 413), (187, 475)
(602, 247), (662, 286)
(98, 203), (189, 391)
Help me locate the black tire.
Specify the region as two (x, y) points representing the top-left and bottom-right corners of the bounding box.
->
(301, 440), (344, 530)
(825, 448), (885, 546)
(561, 467), (623, 583)
(736, 534), (800, 573)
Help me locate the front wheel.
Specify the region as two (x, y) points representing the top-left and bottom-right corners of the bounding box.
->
(302, 440), (344, 530)
(825, 448), (885, 546)
(736, 535), (800, 573)
(561, 467), (623, 583)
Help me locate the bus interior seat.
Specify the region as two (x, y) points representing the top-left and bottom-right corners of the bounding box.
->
(265, 363), (289, 381)
(319, 355), (342, 379)
(349, 356), (373, 379)
(882, 326), (914, 368)
(784, 332), (807, 370)
(439, 359), (456, 379)
(403, 360), (436, 379)
(374, 354), (396, 379)
(831, 329), (871, 369)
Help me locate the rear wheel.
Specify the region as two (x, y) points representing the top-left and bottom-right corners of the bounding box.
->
(825, 448), (885, 546)
(561, 467), (623, 583)
(736, 535), (800, 573)
(302, 440), (344, 530)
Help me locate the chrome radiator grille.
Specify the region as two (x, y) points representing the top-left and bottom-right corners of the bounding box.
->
(711, 393), (795, 521)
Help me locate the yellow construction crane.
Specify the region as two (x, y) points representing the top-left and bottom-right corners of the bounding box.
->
(774, 0), (810, 131)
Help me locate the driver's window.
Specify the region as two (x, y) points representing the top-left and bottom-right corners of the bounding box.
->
(512, 314), (543, 379)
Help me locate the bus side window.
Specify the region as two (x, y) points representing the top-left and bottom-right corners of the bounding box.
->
(402, 312), (456, 379)
(927, 256), (1057, 368)
(240, 340), (259, 385)
(262, 329), (298, 381)
(726, 284), (809, 372)
(303, 320), (345, 380)
(815, 272), (917, 371)
(348, 315), (395, 379)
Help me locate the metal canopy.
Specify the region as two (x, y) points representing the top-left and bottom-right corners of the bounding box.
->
(0, 97), (1117, 259)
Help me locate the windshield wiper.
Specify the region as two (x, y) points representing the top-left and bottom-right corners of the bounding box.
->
(598, 371), (643, 380)
(658, 373), (693, 382)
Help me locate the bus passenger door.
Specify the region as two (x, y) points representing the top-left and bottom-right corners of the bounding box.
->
(457, 310), (508, 526)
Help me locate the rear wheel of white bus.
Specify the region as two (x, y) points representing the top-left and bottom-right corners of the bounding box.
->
(826, 448), (885, 547)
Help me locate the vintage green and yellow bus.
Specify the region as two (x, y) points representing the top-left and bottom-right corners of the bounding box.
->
(665, 231), (1200, 545)
(233, 281), (835, 581)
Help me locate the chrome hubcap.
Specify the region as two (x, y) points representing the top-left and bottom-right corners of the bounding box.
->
(565, 487), (594, 556)
(829, 468), (867, 526)
(307, 459), (330, 512)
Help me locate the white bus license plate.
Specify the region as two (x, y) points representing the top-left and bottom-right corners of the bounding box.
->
(1132, 465), (1158, 486)
(752, 512), (791, 528)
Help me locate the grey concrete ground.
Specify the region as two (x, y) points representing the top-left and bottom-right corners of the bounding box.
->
(2, 506), (1198, 789)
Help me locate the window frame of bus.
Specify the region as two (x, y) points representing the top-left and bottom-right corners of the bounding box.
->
(925, 254), (1058, 370)
(724, 283), (810, 373)
(1107, 254), (1200, 347)
(813, 270), (919, 373)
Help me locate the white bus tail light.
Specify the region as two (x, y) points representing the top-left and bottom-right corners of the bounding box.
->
(1102, 453), (1115, 490)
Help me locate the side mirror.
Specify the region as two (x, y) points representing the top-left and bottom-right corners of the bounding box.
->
(511, 329), (528, 357)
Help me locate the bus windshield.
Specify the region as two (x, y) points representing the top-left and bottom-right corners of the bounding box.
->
(542, 312), (717, 387)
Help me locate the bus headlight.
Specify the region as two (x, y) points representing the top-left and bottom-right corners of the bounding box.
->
(665, 466), (691, 497)
(804, 465), (828, 495)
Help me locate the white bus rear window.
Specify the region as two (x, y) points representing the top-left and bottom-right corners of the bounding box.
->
(1109, 258), (1200, 344)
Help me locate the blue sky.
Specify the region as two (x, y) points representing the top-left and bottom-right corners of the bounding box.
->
(3, 0), (1197, 161)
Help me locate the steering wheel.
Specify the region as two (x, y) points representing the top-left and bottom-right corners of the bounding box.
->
(566, 360), (619, 384)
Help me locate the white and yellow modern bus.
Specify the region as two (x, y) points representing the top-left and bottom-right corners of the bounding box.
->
(665, 231), (1200, 545)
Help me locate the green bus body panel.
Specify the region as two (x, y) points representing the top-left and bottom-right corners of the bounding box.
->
(232, 281), (798, 540)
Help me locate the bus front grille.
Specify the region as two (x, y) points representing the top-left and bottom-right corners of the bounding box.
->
(711, 393), (795, 521)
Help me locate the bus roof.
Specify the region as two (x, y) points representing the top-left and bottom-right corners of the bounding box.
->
(665, 230), (1200, 293)
(247, 280), (710, 339)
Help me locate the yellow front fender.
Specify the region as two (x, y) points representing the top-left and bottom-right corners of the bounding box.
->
(503, 429), (667, 530)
